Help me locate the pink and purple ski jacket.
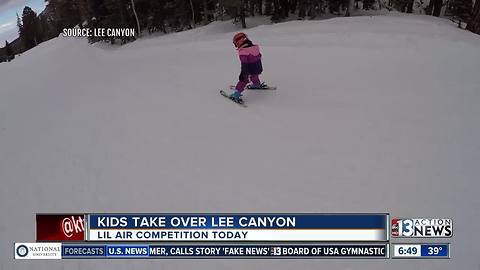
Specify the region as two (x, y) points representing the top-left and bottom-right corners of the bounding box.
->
(238, 44), (263, 76)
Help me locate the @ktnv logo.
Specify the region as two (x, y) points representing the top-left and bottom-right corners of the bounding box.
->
(62, 216), (85, 238)
(391, 218), (453, 237)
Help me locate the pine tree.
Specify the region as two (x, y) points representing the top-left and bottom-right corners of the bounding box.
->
(240, 0), (246, 27)
(48, 0), (82, 30)
(202, 0), (210, 23)
(223, 0), (247, 27)
(257, 0), (263, 14)
(467, 0), (480, 33)
(77, 0), (90, 24)
(344, 0), (353, 16)
(298, 0), (307, 18)
(329, 0), (343, 14)
(100, 0), (131, 43)
(38, 14), (56, 40)
(265, 0), (273, 14)
(248, 0), (255, 16)
(425, 0), (443, 16)
(16, 13), (24, 50)
(5, 41), (14, 62)
(391, 0), (412, 12)
(363, 0), (375, 9)
(146, 0), (167, 33)
(20, 6), (42, 50)
(298, 0), (325, 19)
(449, 0), (473, 27)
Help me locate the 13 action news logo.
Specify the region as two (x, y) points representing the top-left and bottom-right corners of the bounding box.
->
(391, 218), (452, 237)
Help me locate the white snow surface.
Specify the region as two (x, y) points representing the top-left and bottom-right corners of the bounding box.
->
(1, 14), (480, 269)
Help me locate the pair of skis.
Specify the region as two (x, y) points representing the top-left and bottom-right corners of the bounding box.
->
(220, 85), (277, 107)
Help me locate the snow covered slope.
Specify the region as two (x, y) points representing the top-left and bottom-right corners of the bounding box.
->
(1, 14), (480, 269)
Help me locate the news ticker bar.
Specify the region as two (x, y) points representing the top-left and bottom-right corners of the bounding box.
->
(36, 214), (389, 242)
(392, 244), (450, 259)
(15, 243), (389, 259)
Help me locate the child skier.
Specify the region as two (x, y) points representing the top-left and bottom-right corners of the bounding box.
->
(229, 32), (267, 102)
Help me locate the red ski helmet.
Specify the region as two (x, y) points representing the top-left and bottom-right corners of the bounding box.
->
(233, 32), (248, 48)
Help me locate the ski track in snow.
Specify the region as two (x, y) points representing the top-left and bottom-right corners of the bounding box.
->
(1, 14), (480, 270)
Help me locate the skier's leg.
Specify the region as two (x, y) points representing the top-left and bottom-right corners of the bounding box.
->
(250, 74), (261, 87)
(247, 74), (268, 89)
(235, 72), (249, 93)
(231, 72), (248, 100)
(235, 80), (248, 93)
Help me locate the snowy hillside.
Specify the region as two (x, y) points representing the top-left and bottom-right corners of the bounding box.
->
(1, 13), (480, 269)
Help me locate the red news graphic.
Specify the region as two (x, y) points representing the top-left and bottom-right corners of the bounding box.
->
(391, 218), (400, 237)
(36, 214), (85, 241)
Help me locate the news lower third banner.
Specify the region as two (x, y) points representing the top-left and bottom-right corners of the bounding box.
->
(15, 243), (389, 259)
(21, 213), (452, 260)
(86, 214), (389, 242)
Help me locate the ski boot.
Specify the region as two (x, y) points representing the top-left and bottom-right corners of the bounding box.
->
(229, 90), (243, 103)
(247, 82), (269, 90)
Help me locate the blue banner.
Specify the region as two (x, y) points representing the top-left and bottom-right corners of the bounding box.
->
(106, 245), (150, 257)
(88, 214), (387, 229)
(63, 245), (106, 258)
(421, 244), (449, 257)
